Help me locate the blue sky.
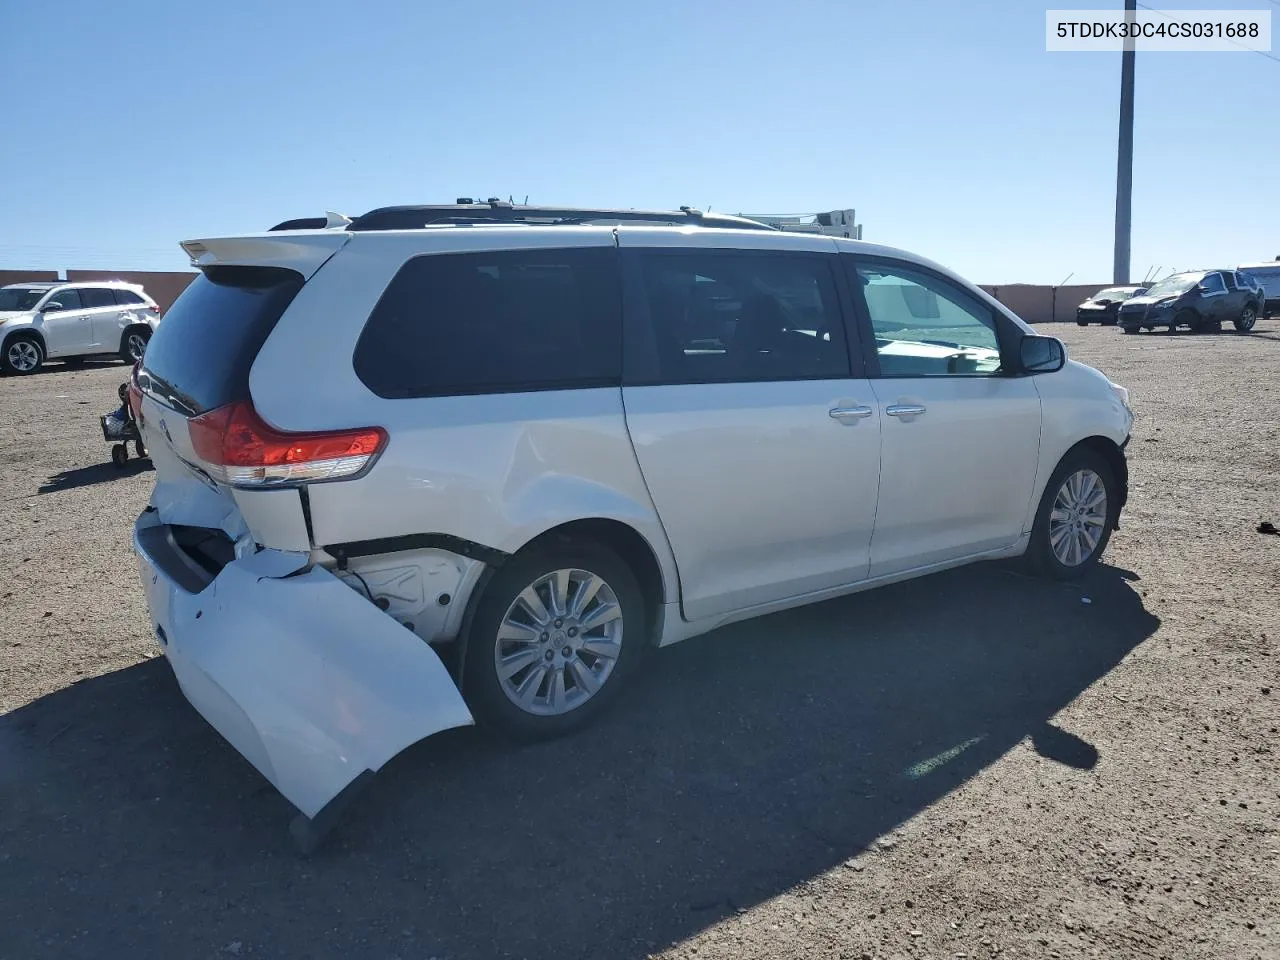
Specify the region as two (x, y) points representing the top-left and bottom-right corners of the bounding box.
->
(0, 0), (1275, 283)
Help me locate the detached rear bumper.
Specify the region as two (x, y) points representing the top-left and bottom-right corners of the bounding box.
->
(133, 510), (473, 819)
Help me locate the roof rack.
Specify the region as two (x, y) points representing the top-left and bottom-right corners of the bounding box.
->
(340, 203), (776, 233)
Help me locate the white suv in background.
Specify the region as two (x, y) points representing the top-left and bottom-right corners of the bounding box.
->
(130, 203), (1134, 841)
(0, 280), (161, 374)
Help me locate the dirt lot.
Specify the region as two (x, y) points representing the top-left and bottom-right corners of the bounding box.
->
(0, 324), (1277, 960)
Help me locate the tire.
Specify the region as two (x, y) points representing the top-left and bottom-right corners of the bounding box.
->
(1076, 321), (1088, 327)
(120, 327), (151, 364)
(463, 539), (648, 741)
(1, 334), (44, 375)
(111, 444), (128, 468)
(1234, 304), (1257, 333)
(1025, 447), (1117, 580)
(1121, 325), (1139, 335)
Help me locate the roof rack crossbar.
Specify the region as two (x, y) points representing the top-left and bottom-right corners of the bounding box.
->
(342, 204), (776, 233)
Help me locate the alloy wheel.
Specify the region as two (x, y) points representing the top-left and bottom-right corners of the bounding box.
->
(127, 333), (148, 361)
(494, 568), (624, 716)
(1049, 469), (1108, 567)
(7, 341), (40, 372)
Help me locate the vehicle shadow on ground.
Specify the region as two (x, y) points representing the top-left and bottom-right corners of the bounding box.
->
(38, 458), (152, 494)
(1, 358), (127, 378)
(0, 562), (1157, 960)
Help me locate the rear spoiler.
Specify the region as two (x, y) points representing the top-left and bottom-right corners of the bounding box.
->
(180, 232), (350, 281)
(268, 211), (354, 232)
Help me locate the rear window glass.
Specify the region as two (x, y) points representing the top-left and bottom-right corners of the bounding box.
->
(81, 288), (117, 308)
(140, 266), (303, 415)
(113, 289), (146, 305)
(354, 247), (621, 398)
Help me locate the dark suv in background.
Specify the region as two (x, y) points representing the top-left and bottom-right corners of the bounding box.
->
(1117, 270), (1262, 334)
(1075, 285), (1147, 326)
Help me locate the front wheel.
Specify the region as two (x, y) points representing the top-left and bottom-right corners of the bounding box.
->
(463, 540), (648, 741)
(1234, 304), (1257, 333)
(2, 334), (44, 375)
(1121, 325), (1139, 335)
(1025, 448), (1117, 580)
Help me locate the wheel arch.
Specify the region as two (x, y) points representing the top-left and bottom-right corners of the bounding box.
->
(511, 518), (669, 647)
(119, 322), (152, 353)
(1064, 436), (1128, 529)
(2, 325), (47, 354)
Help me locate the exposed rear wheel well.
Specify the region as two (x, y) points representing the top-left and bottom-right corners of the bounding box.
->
(519, 519), (666, 645)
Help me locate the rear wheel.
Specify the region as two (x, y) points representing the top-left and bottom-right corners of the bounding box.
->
(1235, 304), (1257, 333)
(2, 334), (44, 375)
(1121, 325), (1139, 335)
(463, 539), (647, 741)
(1025, 448), (1117, 580)
(120, 327), (151, 363)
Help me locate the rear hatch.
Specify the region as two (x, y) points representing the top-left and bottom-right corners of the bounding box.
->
(137, 233), (354, 552)
(132, 231), (476, 822)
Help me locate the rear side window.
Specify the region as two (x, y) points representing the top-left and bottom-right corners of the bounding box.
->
(633, 251), (849, 384)
(354, 247), (621, 398)
(81, 288), (117, 308)
(140, 266), (303, 415)
(113, 289), (146, 305)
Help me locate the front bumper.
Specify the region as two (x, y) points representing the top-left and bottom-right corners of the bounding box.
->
(133, 510), (473, 820)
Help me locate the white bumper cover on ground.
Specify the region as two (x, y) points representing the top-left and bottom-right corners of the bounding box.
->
(133, 511), (474, 819)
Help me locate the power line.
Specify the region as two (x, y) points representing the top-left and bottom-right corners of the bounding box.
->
(1135, 2), (1280, 65)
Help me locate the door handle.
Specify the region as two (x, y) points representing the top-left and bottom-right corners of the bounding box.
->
(885, 404), (927, 418)
(829, 405), (874, 423)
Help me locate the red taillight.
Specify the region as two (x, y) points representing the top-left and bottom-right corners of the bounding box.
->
(150, 304), (161, 314)
(188, 401), (387, 487)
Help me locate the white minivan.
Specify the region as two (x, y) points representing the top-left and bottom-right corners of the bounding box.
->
(131, 203), (1133, 838)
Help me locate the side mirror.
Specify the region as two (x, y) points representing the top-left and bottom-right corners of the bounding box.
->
(41, 301), (64, 312)
(1020, 334), (1065, 374)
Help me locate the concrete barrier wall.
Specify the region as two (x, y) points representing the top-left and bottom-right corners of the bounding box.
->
(7, 266), (1120, 325)
(0, 270), (59, 286)
(981, 283), (1113, 325)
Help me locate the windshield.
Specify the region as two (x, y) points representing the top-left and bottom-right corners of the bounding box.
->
(1143, 275), (1199, 298)
(0, 288), (47, 312)
(1091, 287), (1139, 302)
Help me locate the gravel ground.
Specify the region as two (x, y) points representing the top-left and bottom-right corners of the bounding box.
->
(0, 325), (1277, 960)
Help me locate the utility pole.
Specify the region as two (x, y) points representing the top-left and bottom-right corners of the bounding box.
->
(1113, 0), (1137, 283)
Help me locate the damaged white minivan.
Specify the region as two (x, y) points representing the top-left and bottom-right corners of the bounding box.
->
(132, 203), (1134, 842)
